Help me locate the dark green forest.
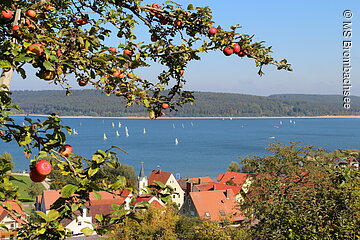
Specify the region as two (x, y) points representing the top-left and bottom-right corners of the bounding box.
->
(11, 90), (360, 117)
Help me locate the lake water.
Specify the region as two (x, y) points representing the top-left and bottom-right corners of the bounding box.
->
(1, 117), (359, 180)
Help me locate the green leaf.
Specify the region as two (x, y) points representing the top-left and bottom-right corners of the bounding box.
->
(153, 180), (165, 189)
(47, 209), (60, 221)
(43, 61), (55, 71)
(95, 214), (103, 222)
(61, 184), (78, 198)
(0, 60), (12, 68)
(92, 154), (104, 164)
(35, 211), (48, 220)
(81, 227), (94, 236)
(187, 4), (194, 10)
(71, 203), (79, 212)
(19, 135), (32, 145)
(93, 191), (102, 201)
(88, 167), (99, 177)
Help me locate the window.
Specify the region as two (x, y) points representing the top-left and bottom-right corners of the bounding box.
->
(205, 212), (211, 217)
(174, 188), (176, 191)
(182, 208), (186, 214)
(173, 195), (176, 199)
(219, 210), (226, 216)
(190, 211), (195, 217)
(10, 223), (15, 229)
(78, 221), (82, 226)
(188, 199), (191, 206)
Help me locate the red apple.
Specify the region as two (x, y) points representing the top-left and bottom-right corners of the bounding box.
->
(179, 69), (185, 76)
(12, 25), (20, 31)
(162, 103), (169, 109)
(151, 34), (158, 42)
(1, 10), (13, 19)
(109, 47), (117, 53)
(79, 80), (88, 86)
(30, 169), (47, 182)
(60, 144), (73, 157)
(127, 73), (135, 79)
(174, 19), (183, 27)
(208, 27), (218, 35)
(45, 4), (56, 11)
(238, 50), (247, 57)
(123, 49), (133, 56)
(152, 3), (160, 9)
(26, 9), (36, 18)
(35, 160), (52, 176)
(113, 69), (122, 77)
(56, 49), (62, 57)
(74, 18), (88, 26)
(232, 43), (241, 53)
(223, 46), (233, 56)
(28, 43), (44, 56)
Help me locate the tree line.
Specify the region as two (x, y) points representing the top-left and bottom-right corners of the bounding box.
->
(11, 90), (360, 117)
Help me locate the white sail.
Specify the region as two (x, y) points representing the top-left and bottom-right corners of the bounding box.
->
(125, 126), (129, 137)
(73, 129), (78, 135)
(104, 133), (107, 140)
(290, 119), (292, 123)
(280, 121), (283, 125)
(143, 128), (147, 134)
(118, 122), (121, 128)
(22, 122), (25, 126)
(230, 118), (233, 120)
(175, 138), (179, 145)
(112, 122), (115, 128)
(116, 130), (120, 137)
(190, 122), (194, 126)
(172, 124), (175, 128)
(182, 123), (185, 128)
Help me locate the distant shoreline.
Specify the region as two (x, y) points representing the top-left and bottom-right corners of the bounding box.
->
(11, 114), (360, 119)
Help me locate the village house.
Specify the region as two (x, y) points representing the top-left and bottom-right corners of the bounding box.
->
(142, 169), (184, 208)
(35, 189), (132, 236)
(180, 189), (244, 224)
(0, 201), (27, 239)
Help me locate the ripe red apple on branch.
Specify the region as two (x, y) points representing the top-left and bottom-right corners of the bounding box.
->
(1, 10), (13, 19)
(60, 144), (73, 157)
(28, 43), (44, 56)
(30, 169), (47, 182)
(26, 9), (37, 18)
(208, 27), (218, 35)
(35, 160), (52, 176)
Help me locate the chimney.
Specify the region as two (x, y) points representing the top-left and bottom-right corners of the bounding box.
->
(198, 178), (202, 184)
(186, 181), (194, 195)
(225, 189), (231, 199)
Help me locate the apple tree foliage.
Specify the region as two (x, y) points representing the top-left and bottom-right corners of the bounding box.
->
(0, 0), (291, 238)
(238, 142), (360, 240)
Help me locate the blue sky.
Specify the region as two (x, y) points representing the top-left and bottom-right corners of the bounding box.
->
(10, 0), (359, 96)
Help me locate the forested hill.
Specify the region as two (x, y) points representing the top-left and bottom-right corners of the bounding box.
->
(11, 90), (360, 117)
(269, 94), (360, 105)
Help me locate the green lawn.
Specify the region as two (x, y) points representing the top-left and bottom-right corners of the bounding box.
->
(10, 174), (45, 202)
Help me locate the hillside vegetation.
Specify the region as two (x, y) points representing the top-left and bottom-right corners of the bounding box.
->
(11, 90), (360, 117)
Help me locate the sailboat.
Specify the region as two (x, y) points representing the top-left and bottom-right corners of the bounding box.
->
(143, 128), (147, 134)
(175, 138), (179, 145)
(230, 118), (233, 120)
(111, 122), (115, 128)
(118, 122), (121, 128)
(280, 121), (283, 125)
(116, 130), (120, 137)
(181, 123), (185, 128)
(172, 124), (175, 128)
(73, 129), (78, 135)
(289, 119), (292, 123)
(190, 122), (194, 126)
(125, 126), (129, 137)
(22, 122), (25, 126)
(103, 133), (107, 140)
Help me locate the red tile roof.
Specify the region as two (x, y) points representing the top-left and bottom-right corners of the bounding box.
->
(0, 201), (26, 225)
(217, 171), (248, 186)
(132, 195), (164, 208)
(194, 183), (242, 195)
(189, 190), (244, 222)
(187, 177), (214, 183)
(42, 189), (131, 210)
(148, 170), (172, 185)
